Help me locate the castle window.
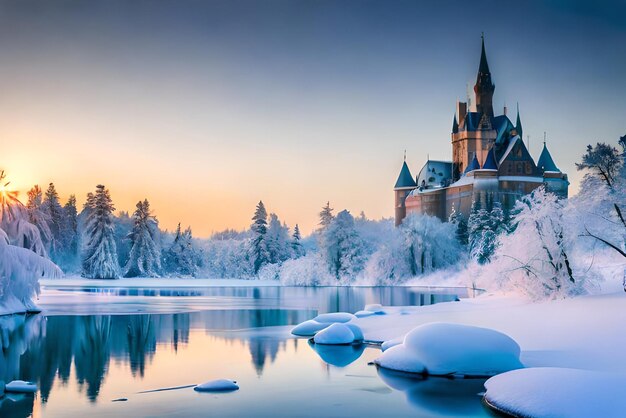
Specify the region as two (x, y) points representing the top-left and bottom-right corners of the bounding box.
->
(517, 163), (523, 174)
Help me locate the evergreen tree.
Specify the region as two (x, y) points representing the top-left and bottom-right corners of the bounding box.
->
(125, 199), (161, 277)
(291, 224), (304, 258)
(265, 213), (291, 264)
(61, 194), (79, 270)
(468, 200), (506, 264)
(26, 185), (52, 250)
(81, 184), (120, 279)
(249, 201), (269, 273)
(319, 201), (334, 229)
(321, 209), (365, 281)
(164, 223), (199, 277)
(42, 183), (64, 262)
(448, 204), (469, 245)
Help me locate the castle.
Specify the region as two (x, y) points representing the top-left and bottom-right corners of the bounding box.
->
(394, 37), (569, 226)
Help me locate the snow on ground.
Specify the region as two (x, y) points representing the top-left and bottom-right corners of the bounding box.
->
(484, 367), (626, 418)
(374, 323), (523, 376)
(354, 293), (626, 373)
(194, 379), (239, 392)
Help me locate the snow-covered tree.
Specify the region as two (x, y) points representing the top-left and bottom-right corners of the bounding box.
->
(42, 183), (65, 262)
(124, 199), (161, 277)
(249, 201), (269, 274)
(61, 194), (79, 270)
(482, 187), (583, 300)
(163, 223), (200, 277)
(320, 209), (365, 281)
(26, 185), (52, 252)
(291, 224), (304, 258)
(0, 171), (48, 256)
(365, 214), (461, 283)
(319, 201), (334, 229)
(81, 185), (121, 279)
(468, 201), (506, 264)
(265, 213), (291, 264)
(113, 211), (134, 268)
(448, 204), (468, 245)
(575, 138), (626, 259)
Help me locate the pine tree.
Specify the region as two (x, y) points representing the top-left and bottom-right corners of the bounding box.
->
(61, 194), (79, 270)
(81, 184), (120, 279)
(468, 200), (507, 264)
(265, 213), (291, 264)
(321, 209), (365, 280)
(448, 204), (469, 245)
(42, 183), (64, 262)
(291, 223), (304, 258)
(125, 199), (161, 277)
(164, 223), (199, 277)
(26, 185), (52, 249)
(319, 201), (334, 229)
(250, 201), (269, 273)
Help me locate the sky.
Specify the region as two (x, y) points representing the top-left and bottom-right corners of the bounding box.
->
(1, 0), (625, 237)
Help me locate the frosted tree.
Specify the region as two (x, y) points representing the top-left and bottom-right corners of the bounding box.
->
(61, 194), (79, 270)
(26, 185), (52, 251)
(483, 187), (581, 300)
(265, 213), (291, 264)
(291, 224), (305, 258)
(114, 211), (134, 268)
(42, 183), (65, 262)
(0, 171), (48, 256)
(448, 204), (468, 245)
(575, 138), (626, 259)
(468, 201), (506, 264)
(249, 201), (269, 274)
(319, 201), (334, 229)
(163, 223), (199, 277)
(81, 185), (121, 279)
(124, 199), (161, 277)
(365, 214), (461, 283)
(320, 209), (365, 281)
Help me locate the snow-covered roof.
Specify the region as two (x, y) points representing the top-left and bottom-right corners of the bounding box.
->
(416, 160), (452, 189)
(498, 135), (522, 166)
(537, 143), (560, 173)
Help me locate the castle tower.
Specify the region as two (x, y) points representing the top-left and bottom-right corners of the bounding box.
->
(474, 34), (495, 119)
(394, 159), (417, 226)
(451, 36), (497, 181)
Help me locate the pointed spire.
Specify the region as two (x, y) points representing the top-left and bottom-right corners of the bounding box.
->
(537, 142), (560, 173)
(478, 33), (491, 76)
(464, 153), (481, 174)
(516, 103), (523, 138)
(482, 147), (498, 170)
(394, 160), (417, 189)
(452, 114), (459, 134)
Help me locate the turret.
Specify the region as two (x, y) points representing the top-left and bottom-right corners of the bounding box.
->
(537, 142), (559, 173)
(394, 159), (417, 226)
(473, 35), (495, 120)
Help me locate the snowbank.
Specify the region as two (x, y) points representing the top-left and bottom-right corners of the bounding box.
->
(291, 312), (356, 337)
(313, 312), (355, 323)
(313, 323), (362, 345)
(484, 368), (626, 418)
(374, 323), (523, 376)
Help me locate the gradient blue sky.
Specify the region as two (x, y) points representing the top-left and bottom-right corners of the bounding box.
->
(1, 0), (625, 236)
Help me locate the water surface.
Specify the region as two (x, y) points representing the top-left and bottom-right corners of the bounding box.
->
(0, 285), (491, 417)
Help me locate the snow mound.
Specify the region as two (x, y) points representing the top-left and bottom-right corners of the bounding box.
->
(194, 379), (239, 392)
(484, 368), (626, 418)
(345, 323), (363, 341)
(364, 304), (386, 314)
(5, 380), (37, 393)
(354, 310), (375, 318)
(381, 337), (403, 352)
(291, 320), (330, 336)
(313, 323), (361, 345)
(375, 322), (523, 376)
(314, 312), (355, 323)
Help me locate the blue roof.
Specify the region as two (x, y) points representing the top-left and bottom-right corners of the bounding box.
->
(493, 115), (515, 145)
(483, 148), (498, 169)
(464, 112), (482, 131)
(537, 143), (560, 172)
(394, 161), (417, 189)
(464, 154), (480, 174)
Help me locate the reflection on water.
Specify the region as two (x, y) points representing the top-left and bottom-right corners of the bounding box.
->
(0, 286), (487, 418)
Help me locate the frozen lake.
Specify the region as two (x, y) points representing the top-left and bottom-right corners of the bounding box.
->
(0, 285), (491, 417)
